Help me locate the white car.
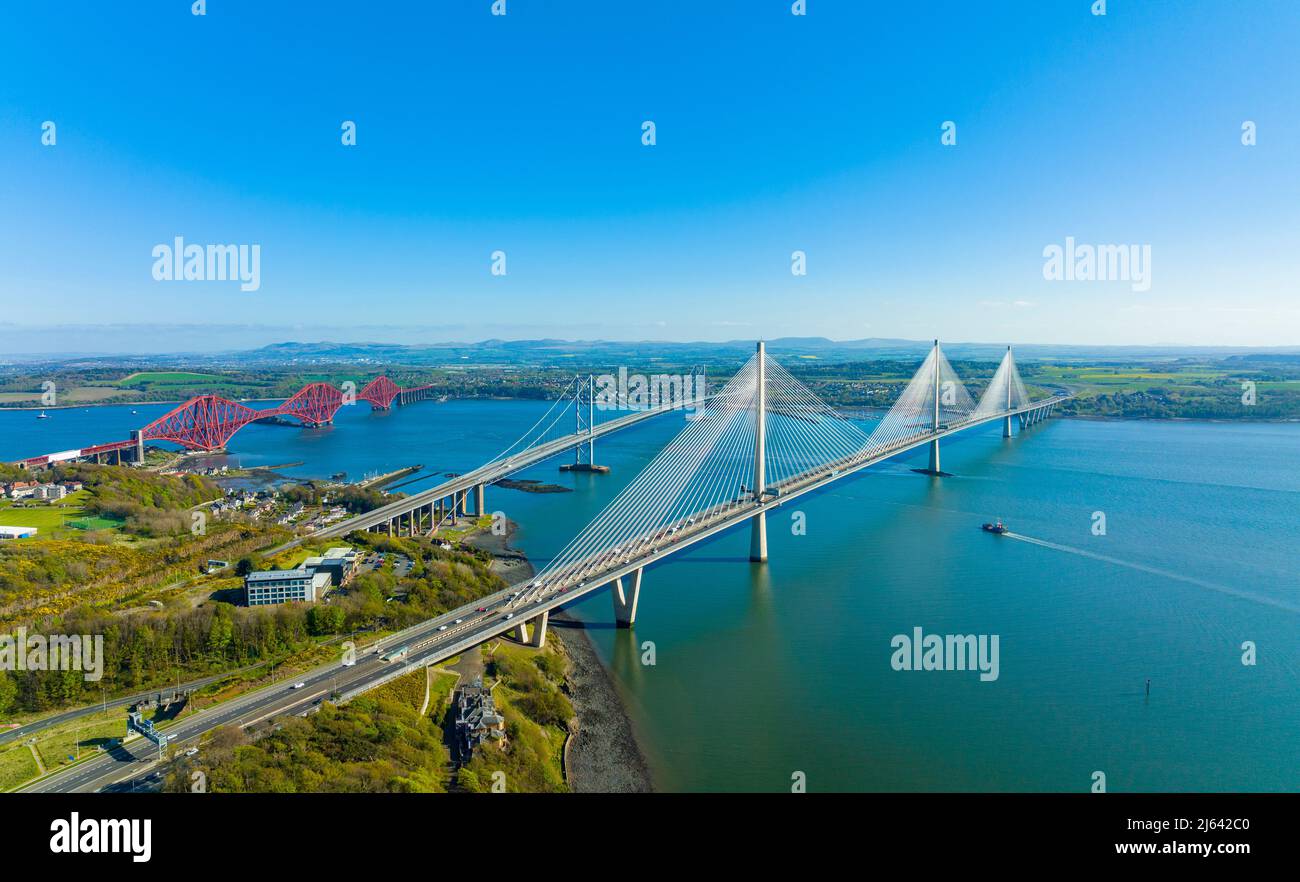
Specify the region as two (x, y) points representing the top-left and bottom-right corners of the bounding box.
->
(291, 682), (306, 690)
(438, 625), (448, 632)
(504, 613), (514, 620)
(454, 618), (463, 625)
(184, 747), (199, 757)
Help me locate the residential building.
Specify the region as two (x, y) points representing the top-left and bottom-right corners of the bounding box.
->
(453, 677), (508, 761)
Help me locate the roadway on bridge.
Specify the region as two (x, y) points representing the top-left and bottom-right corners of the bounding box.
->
(20, 396), (1063, 794)
(311, 399), (698, 538)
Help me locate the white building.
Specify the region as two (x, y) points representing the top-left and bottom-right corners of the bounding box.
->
(0, 526), (38, 540)
(244, 568), (317, 606)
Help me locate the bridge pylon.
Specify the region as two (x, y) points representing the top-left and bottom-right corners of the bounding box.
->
(613, 568), (643, 627)
(560, 374), (610, 474)
(925, 340), (942, 474)
(750, 340), (768, 562)
(1003, 346), (1014, 438)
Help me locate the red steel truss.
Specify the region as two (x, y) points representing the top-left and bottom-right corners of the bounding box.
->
(136, 376), (418, 451)
(143, 395), (262, 451)
(358, 376), (400, 409)
(278, 382), (345, 427)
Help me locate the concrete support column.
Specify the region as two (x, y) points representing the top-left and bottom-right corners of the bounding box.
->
(513, 620), (529, 643)
(927, 438), (940, 472)
(387, 519), (394, 536)
(750, 510), (768, 563)
(526, 610), (549, 648)
(132, 429), (145, 463)
(1002, 416), (1013, 438)
(474, 483), (485, 519)
(613, 568), (643, 628)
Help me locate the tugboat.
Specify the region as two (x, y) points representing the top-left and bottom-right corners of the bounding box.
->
(981, 519), (1008, 534)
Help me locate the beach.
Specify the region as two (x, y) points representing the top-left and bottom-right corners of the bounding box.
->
(463, 517), (654, 793)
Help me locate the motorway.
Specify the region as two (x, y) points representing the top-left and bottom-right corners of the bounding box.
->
(17, 594), (526, 793)
(0, 668), (256, 749)
(18, 397), (1063, 793)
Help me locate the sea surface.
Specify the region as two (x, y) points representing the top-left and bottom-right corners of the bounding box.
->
(4, 402), (1297, 792)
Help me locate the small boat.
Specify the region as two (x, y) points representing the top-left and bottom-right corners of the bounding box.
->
(36, 410), (50, 419)
(981, 519), (1007, 534)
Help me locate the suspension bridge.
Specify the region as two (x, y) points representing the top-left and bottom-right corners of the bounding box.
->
(313, 372), (708, 539)
(331, 341), (1067, 652)
(20, 342), (1069, 793)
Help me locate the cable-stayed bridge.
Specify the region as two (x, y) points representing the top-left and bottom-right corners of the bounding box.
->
(22, 343), (1067, 792)
(313, 372), (710, 539)
(334, 341), (1066, 653)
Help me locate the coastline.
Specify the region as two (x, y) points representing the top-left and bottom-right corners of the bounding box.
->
(462, 520), (654, 793)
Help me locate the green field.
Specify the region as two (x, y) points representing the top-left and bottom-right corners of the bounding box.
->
(115, 371), (235, 388)
(0, 707), (127, 791)
(0, 492), (90, 538)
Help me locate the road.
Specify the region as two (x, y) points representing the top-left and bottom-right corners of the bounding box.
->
(17, 587), (527, 793)
(0, 665), (264, 749)
(19, 398), (1063, 793)
(311, 400), (699, 538)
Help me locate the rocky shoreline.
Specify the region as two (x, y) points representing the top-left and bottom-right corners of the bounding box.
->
(463, 521), (654, 793)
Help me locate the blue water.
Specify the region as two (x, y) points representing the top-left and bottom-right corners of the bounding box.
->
(4, 404), (1297, 791)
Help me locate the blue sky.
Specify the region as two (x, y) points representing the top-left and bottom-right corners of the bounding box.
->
(1, 0), (1298, 353)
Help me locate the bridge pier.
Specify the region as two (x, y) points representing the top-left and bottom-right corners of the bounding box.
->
(526, 610), (548, 648)
(750, 511), (767, 562)
(474, 483), (485, 518)
(1003, 416), (1013, 438)
(132, 429), (145, 463)
(613, 568), (643, 628)
(927, 438), (940, 473)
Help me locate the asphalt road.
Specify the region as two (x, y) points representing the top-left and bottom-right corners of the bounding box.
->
(18, 399), (1066, 793)
(17, 587), (524, 793)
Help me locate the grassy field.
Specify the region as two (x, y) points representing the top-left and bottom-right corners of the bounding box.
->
(0, 738), (41, 790)
(369, 668), (429, 711)
(0, 387), (142, 405)
(0, 706), (127, 791)
(114, 371), (236, 388)
(0, 492), (91, 539)
(426, 670), (459, 721)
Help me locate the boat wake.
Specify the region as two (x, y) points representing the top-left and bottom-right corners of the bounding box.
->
(1001, 532), (1300, 615)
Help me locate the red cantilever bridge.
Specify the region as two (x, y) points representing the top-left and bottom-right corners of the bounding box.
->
(18, 376), (437, 467)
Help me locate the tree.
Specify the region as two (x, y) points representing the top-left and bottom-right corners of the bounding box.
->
(235, 557), (256, 577)
(0, 670), (17, 716)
